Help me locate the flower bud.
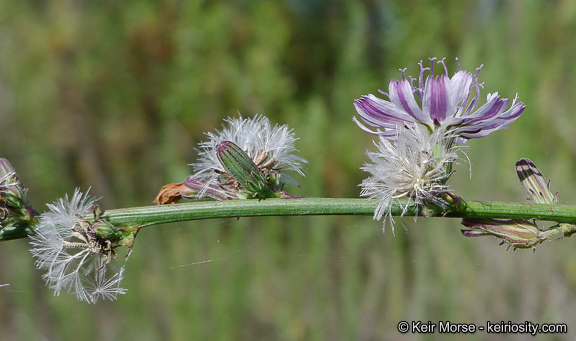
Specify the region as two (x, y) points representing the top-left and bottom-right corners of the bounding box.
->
(461, 218), (543, 251)
(0, 158), (38, 240)
(217, 141), (261, 185)
(216, 141), (277, 199)
(515, 158), (557, 204)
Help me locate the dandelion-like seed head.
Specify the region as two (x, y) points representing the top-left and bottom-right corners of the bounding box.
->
(190, 114), (307, 195)
(354, 57), (525, 144)
(360, 124), (461, 232)
(29, 189), (127, 303)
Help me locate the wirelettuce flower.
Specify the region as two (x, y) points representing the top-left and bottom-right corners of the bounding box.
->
(353, 57), (525, 143)
(359, 124), (462, 233)
(29, 189), (127, 303)
(186, 114), (307, 199)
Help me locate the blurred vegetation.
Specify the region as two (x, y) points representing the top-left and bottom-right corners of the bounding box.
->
(1, 0), (576, 340)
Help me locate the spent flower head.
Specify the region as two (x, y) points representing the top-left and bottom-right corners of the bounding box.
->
(187, 114), (307, 199)
(354, 57), (525, 144)
(359, 124), (462, 232)
(29, 189), (128, 303)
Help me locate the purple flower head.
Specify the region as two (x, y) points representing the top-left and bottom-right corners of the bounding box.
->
(353, 58), (525, 143)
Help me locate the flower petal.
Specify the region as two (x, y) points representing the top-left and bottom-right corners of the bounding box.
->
(354, 94), (416, 126)
(422, 75), (450, 124)
(352, 116), (398, 138)
(448, 70), (475, 108)
(388, 79), (431, 125)
(456, 93), (525, 138)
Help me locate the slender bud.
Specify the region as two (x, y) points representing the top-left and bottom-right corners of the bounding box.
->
(0, 158), (38, 240)
(461, 218), (544, 251)
(515, 158), (557, 204)
(514, 158), (576, 243)
(216, 141), (277, 199)
(217, 141), (261, 185)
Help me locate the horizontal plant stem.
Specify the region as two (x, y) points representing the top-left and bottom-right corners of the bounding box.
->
(3, 198), (576, 242)
(98, 198), (576, 228)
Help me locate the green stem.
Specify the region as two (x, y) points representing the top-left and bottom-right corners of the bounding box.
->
(99, 198), (576, 228)
(4, 198), (576, 241)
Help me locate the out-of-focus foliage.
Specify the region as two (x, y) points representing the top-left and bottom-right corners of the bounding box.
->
(1, 0), (576, 340)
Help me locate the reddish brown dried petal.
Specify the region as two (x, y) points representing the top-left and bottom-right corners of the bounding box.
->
(154, 183), (190, 205)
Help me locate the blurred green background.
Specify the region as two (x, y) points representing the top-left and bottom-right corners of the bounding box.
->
(1, 0), (576, 340)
